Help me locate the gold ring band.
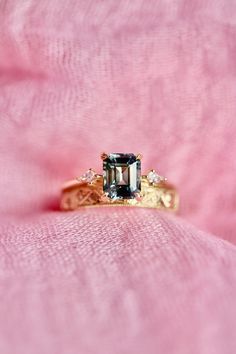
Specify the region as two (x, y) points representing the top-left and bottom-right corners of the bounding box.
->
(61, 175), (178, 211)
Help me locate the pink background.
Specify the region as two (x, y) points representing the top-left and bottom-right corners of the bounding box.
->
(1, 1), (236, 353)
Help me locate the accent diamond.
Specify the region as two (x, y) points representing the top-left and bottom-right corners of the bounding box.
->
(147, 170), (166, 184)
(77, 169), (96, 183)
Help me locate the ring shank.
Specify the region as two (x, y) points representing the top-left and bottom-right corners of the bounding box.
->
(60, 176), (179, 211)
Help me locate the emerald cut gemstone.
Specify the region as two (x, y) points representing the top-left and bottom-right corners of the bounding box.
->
(103, 153), (141, 199)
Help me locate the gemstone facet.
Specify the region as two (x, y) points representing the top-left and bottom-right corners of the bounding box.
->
(103, 153), (141, 199)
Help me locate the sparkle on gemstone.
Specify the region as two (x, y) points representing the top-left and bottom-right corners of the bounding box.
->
(103, 153), (141, 199)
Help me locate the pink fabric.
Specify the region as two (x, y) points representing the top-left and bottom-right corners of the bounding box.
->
(1, 1), (236, 353)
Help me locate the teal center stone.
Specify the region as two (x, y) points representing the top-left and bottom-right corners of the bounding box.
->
(103, 153), (141, 199)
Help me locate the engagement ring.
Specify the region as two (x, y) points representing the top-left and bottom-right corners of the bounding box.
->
(60, 153), (179, 211)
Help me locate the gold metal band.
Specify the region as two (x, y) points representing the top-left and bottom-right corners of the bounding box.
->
(60, 175), (179, 211)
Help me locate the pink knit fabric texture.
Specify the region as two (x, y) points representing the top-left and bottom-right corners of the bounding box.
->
(1, 1), (236, 353)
